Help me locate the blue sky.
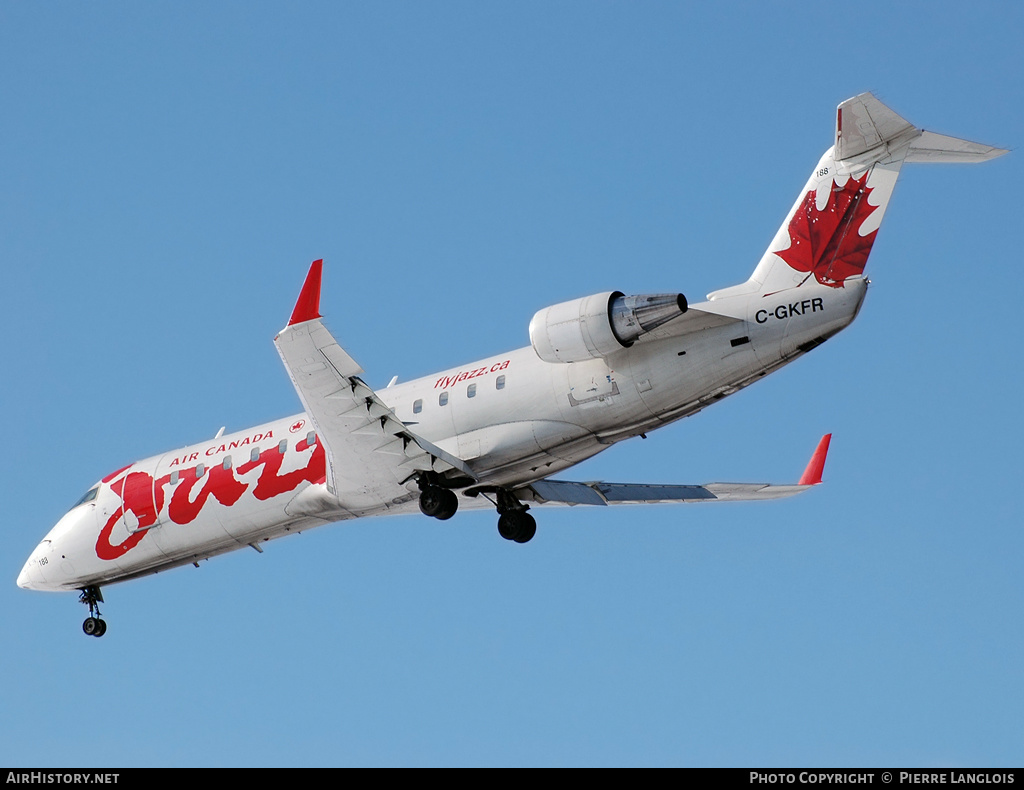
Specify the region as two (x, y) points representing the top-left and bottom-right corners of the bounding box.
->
(2, 2), (1021, 767)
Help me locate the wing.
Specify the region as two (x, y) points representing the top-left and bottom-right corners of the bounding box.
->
(519, 434), (832, 506)
(273, 261), (474, 512)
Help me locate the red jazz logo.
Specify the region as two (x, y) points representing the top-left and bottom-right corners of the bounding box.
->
(95, 436), (326, 560)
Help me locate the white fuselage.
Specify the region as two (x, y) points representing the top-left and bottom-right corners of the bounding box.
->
(20, 90), (1007, 637)
(18, 278), (866, 592)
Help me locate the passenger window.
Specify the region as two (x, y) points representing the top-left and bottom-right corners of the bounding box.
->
(306, 431), (316, 445)
(413, 399), (423, 414)
(196, 463), (205, 478)
(250, 448), (260, 462)
(496, 375), (505, 390)
(170, 470), (179, 485)
(222, 456), (232, 470)
(278, 439), (288, 454)
(439, 391), (449, 407)
(467, 383), (477, 398)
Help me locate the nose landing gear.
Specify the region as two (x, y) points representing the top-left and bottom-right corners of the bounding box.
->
(79, 586), (107, 638)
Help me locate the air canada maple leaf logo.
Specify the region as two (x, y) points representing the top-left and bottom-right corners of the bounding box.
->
(777, 171), (878, 288)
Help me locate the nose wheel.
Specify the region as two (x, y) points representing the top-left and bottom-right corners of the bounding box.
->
(78, 586), (108, 638)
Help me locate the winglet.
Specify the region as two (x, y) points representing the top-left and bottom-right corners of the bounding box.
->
(798, 434), (832, 486)
(288, 259), (323, 326)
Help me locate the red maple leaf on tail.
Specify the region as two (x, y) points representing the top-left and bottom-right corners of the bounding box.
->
(776, 171), (878, 288)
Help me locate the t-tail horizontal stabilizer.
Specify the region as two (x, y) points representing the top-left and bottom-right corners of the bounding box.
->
(524, 434), (831, 506)
(836, 93), (1008, 164)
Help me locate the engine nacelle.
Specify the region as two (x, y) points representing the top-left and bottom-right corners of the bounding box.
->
(529, 291), (687, 363)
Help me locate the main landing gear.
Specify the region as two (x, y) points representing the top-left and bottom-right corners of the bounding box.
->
(494, 488), (536, 543)
(418, 478), (459, 521)
(497, 509), (536, 543)
(79, 585), (107, 638)
(417, 476), (537, 543)
(462, 486), (536, 543)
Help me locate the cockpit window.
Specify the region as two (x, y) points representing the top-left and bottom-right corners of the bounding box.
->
(73, 486), (99, 508)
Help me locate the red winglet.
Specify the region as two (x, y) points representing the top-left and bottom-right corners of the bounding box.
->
(288, 259), (323, 326)
(798, 433), (832, 486)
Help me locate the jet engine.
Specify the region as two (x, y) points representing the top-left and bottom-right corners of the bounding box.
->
(529, 291), (688, 364)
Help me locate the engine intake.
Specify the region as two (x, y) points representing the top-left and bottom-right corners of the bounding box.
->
(529, 291), (687, 363)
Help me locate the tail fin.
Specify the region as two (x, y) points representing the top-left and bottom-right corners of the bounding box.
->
(709, 93), (1007, 300)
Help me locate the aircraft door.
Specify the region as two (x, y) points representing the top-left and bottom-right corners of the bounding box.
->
(118, 454), (172, 534)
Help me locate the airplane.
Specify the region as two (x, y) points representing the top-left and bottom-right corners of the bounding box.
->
(17, 93), (1006, 637)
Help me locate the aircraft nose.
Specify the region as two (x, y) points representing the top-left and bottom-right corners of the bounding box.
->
(18, 505), (101, 592)
(17, 545), (49, 590)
